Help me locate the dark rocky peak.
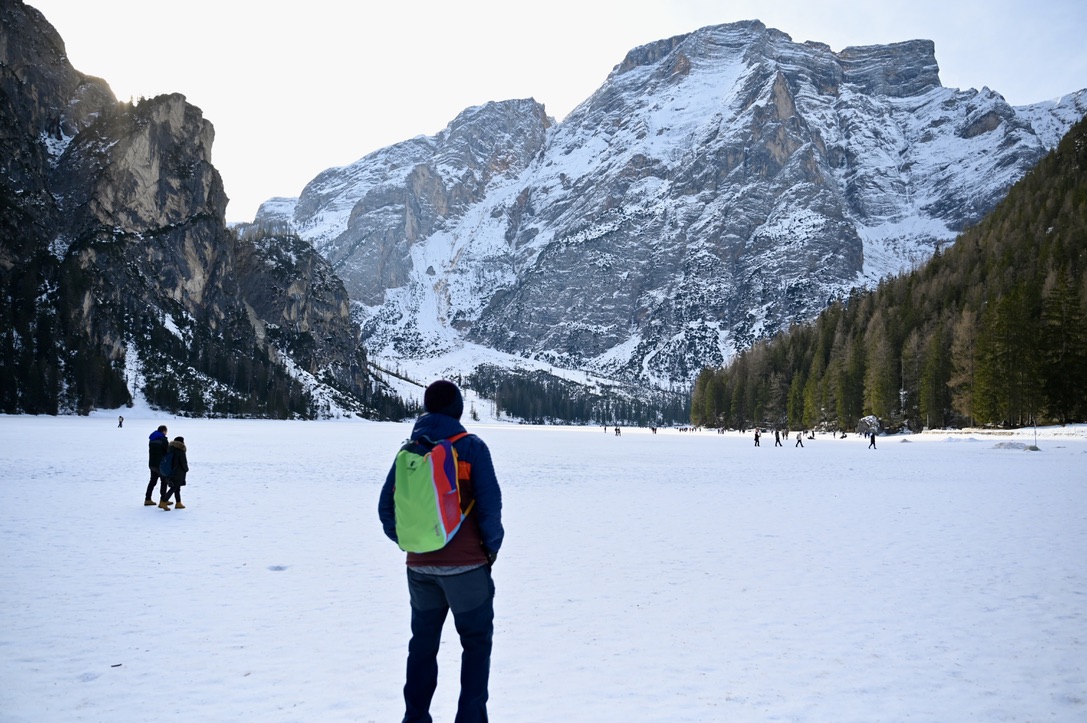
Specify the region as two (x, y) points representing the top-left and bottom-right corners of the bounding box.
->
(0, 0), (114, 138)
(0, 1), (396, 418)
(53, 93), (225, 234)
(837, 39), (941, 97)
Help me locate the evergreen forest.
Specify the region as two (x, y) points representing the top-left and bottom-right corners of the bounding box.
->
(691, 115), (1087, 432)
(467, 365), (690, 426)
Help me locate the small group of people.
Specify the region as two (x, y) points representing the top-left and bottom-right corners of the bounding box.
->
(754, 428), (810, 447)
(752, 427), (879, 448)
(144, 424), (189, 510)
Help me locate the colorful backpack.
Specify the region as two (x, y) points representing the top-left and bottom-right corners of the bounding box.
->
(393, 432), (473, 553)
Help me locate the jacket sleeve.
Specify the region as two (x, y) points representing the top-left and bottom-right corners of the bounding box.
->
(378, 463), (398, 543)
(466, 437), (504, 554)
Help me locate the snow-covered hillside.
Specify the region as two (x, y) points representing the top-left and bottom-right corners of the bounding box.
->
(257, 21), (1087, 389)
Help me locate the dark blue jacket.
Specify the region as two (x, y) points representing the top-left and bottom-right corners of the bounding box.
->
(379, 413), (504, 561)
(148, 430), (169, 468)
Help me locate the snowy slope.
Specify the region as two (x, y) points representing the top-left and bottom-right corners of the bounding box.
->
(256, 21), (1087, 389)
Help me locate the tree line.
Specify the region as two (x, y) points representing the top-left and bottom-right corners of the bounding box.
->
(692, 115), (1087, 431)
(467, 364), (690, 426)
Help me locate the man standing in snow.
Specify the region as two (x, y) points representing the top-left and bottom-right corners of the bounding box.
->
(379, 380), (504, 723)
(869, 430), (877, 449)
(144, 424), (169, 506)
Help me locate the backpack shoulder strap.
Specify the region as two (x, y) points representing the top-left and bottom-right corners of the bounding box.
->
(446, 432), (476, 513)
(447, 433), (473, 481)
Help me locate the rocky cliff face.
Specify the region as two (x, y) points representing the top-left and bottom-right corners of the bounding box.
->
(262, 99), (553, 307)
(258, 21), (1087, 389)
(0, 0), (390, 417)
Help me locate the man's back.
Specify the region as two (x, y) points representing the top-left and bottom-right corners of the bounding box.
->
(377, 380), (503, 722)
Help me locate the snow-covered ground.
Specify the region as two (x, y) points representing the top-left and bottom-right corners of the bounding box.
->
(1, 411), (1085, 721)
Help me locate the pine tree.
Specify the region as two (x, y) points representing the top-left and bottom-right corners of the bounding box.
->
(948, 308), (978, 425)
(1040, 270), (1087, 422)
(863, 312), (896, 421)
(919, 321), (951, 429)
(801, 356), (826, 430)
(786, 372), (805, 429)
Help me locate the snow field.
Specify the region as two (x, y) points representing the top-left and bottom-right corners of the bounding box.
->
(0, 415), (1084, 721)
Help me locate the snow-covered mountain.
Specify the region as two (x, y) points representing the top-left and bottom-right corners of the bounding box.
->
(256, 20), (1087, 388)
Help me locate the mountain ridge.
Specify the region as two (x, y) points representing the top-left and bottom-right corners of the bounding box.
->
(256, 20), (1086, 391)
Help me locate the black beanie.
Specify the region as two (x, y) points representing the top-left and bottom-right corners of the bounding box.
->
(424, 380), (464, 419)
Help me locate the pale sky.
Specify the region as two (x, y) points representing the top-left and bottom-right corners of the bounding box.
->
(27, 0), (1087, 223)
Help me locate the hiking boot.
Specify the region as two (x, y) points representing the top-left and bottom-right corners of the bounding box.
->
(159, 500), (171, 510)
(174, 502), (185, 509)
(144, 499), (155, 506)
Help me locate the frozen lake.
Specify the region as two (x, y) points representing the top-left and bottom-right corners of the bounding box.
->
(1, 414), (1085, 721)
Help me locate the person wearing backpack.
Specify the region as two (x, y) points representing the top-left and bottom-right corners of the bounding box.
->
(378, 380), (504, 723)
(158, 436), (189, 510)
(144, 425), (169, 506)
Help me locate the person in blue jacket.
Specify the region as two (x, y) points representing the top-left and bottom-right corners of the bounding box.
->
(144, 425), (169, 506)
(379, 380), (504, 723)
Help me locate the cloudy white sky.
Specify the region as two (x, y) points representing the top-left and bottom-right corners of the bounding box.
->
(28, 0), (1087, 223)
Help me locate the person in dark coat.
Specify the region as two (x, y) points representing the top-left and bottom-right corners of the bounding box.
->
(379, 380), (504, 723)
(868, 430), (877, 449)
(159, 436), (189, 510)
(144, 425), (169, 506)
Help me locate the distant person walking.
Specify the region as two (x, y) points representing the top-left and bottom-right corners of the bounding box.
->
(868, 431), (877, 449)
(159, 436), (189, 510)
(144, 425), (169, 506)
(379, 379), (504, 723)
(795, 431), (804, 448)
(118, 415), (124, 428)
(774, 429), (782, 447)
(754, 429), (761, 447)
